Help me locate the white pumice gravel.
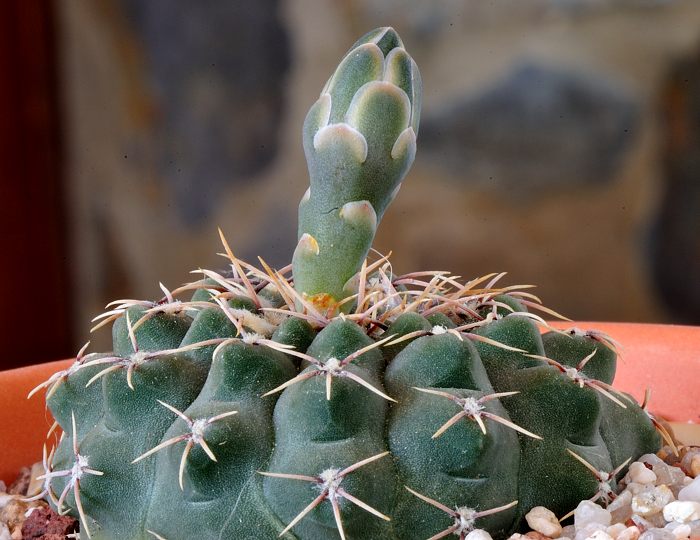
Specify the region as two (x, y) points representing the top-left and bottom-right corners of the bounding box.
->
(466, 530), (495, 540)
(616, 525), (641, 540)
(629, 463), (659, 485)
(631, 485), (675, 516)
(606, 522), (627, 538)
(662, 501), (700, 523)
(526, 506), (564, 538)
(678, 477), (700, 502)
(575, 500), (613, 529)
(508, 446), (700, 540)
(664, 522), (692, 539)
(586, 530), (615, 540)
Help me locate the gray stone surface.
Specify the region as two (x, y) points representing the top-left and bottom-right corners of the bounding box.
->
(419, 62), (639, 194)
(122, 0), (291, 224)
(651, 50), (700, 323)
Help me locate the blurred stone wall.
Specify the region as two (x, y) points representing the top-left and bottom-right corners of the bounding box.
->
(58, 0), (700, 350)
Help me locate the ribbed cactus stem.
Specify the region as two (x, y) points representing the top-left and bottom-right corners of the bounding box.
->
(292, 27), (422, 310)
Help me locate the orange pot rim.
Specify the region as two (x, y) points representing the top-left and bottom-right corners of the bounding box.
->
(0, 322), (698, 484)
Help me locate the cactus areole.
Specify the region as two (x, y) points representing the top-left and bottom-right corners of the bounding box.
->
(33, 28), (661, 539)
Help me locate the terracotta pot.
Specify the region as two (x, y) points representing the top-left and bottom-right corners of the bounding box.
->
(1, 358), (72, 484)
(0, 323), (698, 485)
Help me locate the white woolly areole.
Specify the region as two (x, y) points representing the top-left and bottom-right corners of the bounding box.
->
(455, 507), (477, 534)
(190, 419), (208, 445)
(461, 397), (485, 416)
(128, 351), (150, 366)
(70, 454), (91, 484)
(431, 325), (448, 335)
(565, 367), (580, 380)
(324, 358), (342, 374)
(318, 468), (343, 497)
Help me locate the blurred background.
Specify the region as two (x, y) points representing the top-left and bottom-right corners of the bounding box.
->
(2, 0), (700, 369)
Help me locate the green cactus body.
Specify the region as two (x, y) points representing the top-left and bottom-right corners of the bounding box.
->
(33, 27), (660, 540)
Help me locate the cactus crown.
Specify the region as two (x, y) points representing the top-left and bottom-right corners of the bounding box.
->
(30, 28), (661, 540)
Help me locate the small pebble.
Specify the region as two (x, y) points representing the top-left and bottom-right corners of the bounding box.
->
(585, 530), (613, 540)
(526, 506), (562, 538)
(631, 514), (656, 531)
(662, 501), (700, 523)
(525, 532), (551, 540)
(626, 483), (648, 496)
(647, 513), (670, 528)
(465, 530), (493, 540)
(6, 468), (30, 496)
(609, 492), (633, 513)
(575, 501), (612, 529)
(606, 523), (627, 539)
(663, 522), (691, 539)
(688, 519), (700, 535)
(639, 455), (667, 474)
(691, 457), (700, 478)
(631, 486), (675, 517)
(638, 528), (674, 540)
(616, 526), (641, 540)
(576, 523), (607, 540)
(628, 463), (657, 485)
(562, 525), (577, 538)
(664, 468), (688, 490)
(640, 455), (685, 490)
(610, 492), (634, 524)
(677, 476), (700, 502)
(19, 506), (78, 538)
(680, 451), (700, 478)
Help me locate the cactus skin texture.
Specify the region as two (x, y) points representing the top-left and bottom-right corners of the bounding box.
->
(33, 28), (661, 540)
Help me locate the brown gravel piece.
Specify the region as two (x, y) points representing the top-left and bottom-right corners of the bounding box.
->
(21, 507), (78, 539)
(0, 496), (35, 537)
(524, 532), (552, 540)
(8, 467), (31, 496)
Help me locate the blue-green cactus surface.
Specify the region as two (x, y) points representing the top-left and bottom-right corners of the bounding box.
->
(32, 28), (661, 540)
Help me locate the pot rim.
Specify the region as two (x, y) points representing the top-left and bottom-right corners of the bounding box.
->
(1, 322), (698, 484)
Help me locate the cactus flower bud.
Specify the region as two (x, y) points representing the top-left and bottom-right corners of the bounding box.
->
(293, 27), (421, 310)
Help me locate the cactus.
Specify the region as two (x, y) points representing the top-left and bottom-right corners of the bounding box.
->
(30, 27), (663, 540)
